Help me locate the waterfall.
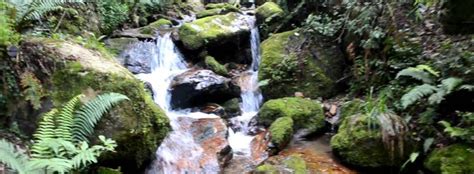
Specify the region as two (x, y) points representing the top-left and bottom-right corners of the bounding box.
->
(130, 15), (264, 173)
(133, 33), (220, 173)
(228, 23), (263, 155)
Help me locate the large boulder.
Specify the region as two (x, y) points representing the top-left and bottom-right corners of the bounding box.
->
(177, 12), (252, 65)
(257, 97), (325, 133)
(330, 114), (410, 168)
(258, 29), (346, 99)
(178, 12), (251, 50)
(424, 144), (474, 174)
(170, 69), (241, 109)
(12, 38), (170, 172)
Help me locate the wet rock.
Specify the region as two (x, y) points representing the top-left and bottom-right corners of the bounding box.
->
(424, 144), (474, 174)
(221, 98), (242, 118)
(200, 103), (226, 117)
(191, 117), (233, 168)
(258, 29), (346, 100)
(170, 69), (241, 109)
(257, 97), (326, 134)
(104, 37), (139, 54)
(205, 56), (229, 76)
(112, 28), (154, 40)
(255, 134), (356, 174)
(119, 41), (161, 74)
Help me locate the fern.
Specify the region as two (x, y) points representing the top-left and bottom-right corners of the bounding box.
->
(396, 67), (435, 84)
(20, 72), (46, 110)
(0, 139), (30, 174)
(440, 77), (463, 93)
(72, 93), (129, 143)
(401, 84), (437, 109)
(6, 0), (85, 25)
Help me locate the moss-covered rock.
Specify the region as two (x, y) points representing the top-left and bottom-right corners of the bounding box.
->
(255, 2), (284, 25)
(178, 12), (251, 50)
(283, 155), (308, 174)
(269, 117), (293, 149)
(424, 144), (474, 174)
(254, 164), (279, 174)
(258, 29), (345, 100)
(339, 99), (364, 121)
(16, 39), (170, 172)
(253, 155), (308, 174)
(222, 98), (241, 117)
(330, 114), (408, 168)
(196, 3), (240, 19)
(139, 19), (172, 35)
(205, 56), (229, 76)
(258, 97), (325, 133)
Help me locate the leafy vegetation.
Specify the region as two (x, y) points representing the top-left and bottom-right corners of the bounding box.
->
(0, 92), (128, 173)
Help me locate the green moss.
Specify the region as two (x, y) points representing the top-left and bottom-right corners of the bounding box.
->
(269, 117), (293, 149)
(339, 99), (364, 121)
(258, 97), (325, 133)
(283, 155), (307, 174)
(139, 19), (172, 35)
(197, 3), (239, 18)
(424, 144), (474, 174)
(258, 30), (335, 99)
(254, 164), (278, 174)
(178, 12), (247, 50)
(256, 2), (284, 23)
(222, 98), (240, 115)
(330, 114), (405, 168)
(97, 167), (122, 174)
(205, 56), (228, 76)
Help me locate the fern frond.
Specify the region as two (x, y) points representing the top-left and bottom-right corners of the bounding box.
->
(32, 109), (59, 158)
(428, 88), (445, 105)
(401, 84), (437, 108)
(56, 94), (83, 142)
(0, 139), (29, 174)
(440, 77), (463, 93)
(415, 64), (439, 77)
(7, 0), (85, 24)
(396, 67), (435, 84)
(28, 157), (73, 174)
(72, 93), (129, 142)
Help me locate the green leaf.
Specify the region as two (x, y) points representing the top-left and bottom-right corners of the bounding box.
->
(423, 138), (434, 153)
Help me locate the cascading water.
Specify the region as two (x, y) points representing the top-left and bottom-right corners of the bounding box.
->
(228, 25), (263, 155)
(128, 14), (265, 173)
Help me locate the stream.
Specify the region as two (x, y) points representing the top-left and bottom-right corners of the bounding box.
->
(127, 14), (265, 173)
